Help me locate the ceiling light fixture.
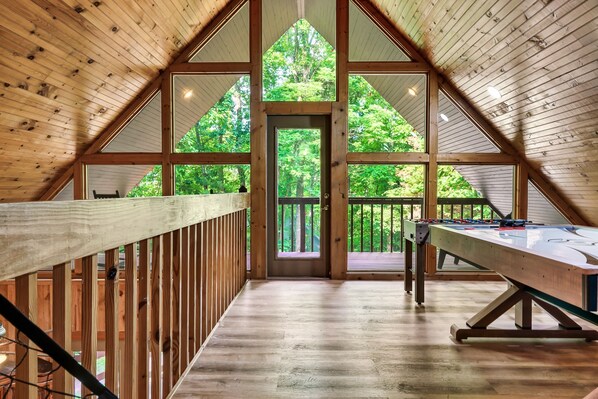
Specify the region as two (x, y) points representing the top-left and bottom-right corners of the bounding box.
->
(408, 88), (416, 96)
(0, 322), (5, 338)
(487, 86), (501, 99)
(440, 113), (449, 122)
(183, 89), (193, 99)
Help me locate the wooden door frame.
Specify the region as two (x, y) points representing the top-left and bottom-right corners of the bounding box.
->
(266, 114), (331, 278)
(251, 102), (348, 279)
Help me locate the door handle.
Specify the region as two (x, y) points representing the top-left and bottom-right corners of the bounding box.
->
(321, 205), (329, 211)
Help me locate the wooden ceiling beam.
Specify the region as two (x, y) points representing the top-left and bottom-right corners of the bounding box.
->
(347, 61), (430, 74)
(169, 62), (251, 74)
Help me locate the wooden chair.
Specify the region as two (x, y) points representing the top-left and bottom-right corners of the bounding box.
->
(92, 190), (120, 199)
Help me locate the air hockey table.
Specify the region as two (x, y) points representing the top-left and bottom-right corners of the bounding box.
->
(403, 219), (502, 304)
(429, 224), (598, 340)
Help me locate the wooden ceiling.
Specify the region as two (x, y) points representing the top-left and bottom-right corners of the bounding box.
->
(0, 0), (596, 225)
(373, 0), (598, 224)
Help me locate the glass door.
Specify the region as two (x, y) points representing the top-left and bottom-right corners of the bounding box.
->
(267, 116), (330, 277)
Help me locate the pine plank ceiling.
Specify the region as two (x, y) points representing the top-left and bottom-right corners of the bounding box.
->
(0, 0), (596, 224)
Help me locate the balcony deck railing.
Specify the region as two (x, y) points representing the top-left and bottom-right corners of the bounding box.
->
(0, 193), (249, 398)
(278, 197), (503, 254)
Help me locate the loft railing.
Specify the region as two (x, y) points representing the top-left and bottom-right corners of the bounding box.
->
(0, 193), (249, 398)
(278, 197), (503, 253)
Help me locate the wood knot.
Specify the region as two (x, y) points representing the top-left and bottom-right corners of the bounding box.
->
(107, 266), (118, 280)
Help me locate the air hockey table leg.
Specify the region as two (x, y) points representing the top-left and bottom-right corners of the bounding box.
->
(404, 240), (413, 294)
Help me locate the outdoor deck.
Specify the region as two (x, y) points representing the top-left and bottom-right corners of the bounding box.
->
(254, 252), (486, 273)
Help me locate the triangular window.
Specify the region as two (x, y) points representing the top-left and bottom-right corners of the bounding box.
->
(174, 75), (250, 153)
(349, 74), (425, 152)
(262, 16), (336, 101)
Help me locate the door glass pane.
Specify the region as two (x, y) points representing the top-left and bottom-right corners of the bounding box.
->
(277, 129), (321, 257)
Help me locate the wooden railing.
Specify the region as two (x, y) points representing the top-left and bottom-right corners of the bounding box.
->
(278, 197), (503, 253)
(0, 193), (249, 398)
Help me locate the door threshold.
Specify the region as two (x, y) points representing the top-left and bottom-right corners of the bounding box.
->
(266, 277), (330, 281)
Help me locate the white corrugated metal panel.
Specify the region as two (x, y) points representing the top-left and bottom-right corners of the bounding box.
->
(88, 165), (156, 199)
(528, 180), (568, 224)
(438, 91), (499, 153)
(102, 92), (162, 153)
(452, 165), (514, 217)
(190, 3), (250, 62)
(53, 180), (73, 201)
(349, 1), (409, 61)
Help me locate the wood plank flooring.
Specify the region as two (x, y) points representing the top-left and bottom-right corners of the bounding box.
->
(172, 280), (598, 398)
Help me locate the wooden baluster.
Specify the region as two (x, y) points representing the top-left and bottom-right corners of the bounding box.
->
(104, 248), (120, 395)
(172, 229), (181, 383)
(220, 216), (225, 318)
(222, 216), (228, 310)
(208, 219), (215, 333)
(188, 224), (196, 358)
(151, 235), (163, 399)
(243, 209), (248, 287)
(230, 214), (234, 304)
(124, 243), (138, 399)
(195, 223), (203, 353)
(232, 213), (236, 294)
(81, 254), (98, 398)
(53, 262), (73, 398)
(138, 239), (151, 398)
(231, 213), (236, 298)
(201, 221), (208, 344)
(162, 232), (173, 396)
(180, 227), (189, 370)
(15, 272), (37, 398)
(214, 218), (219, 320)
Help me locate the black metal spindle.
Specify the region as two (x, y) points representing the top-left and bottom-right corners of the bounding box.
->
(281, 205), (285, 252)
(390, 204), (394, 253)
(370, 204), (374, 252)
(380, 205), (384, 252)
(350, 204), (354, 252)
(360, 203), (364, 252)
(310, 204), (314, 252)
(290, 204), (294, 251)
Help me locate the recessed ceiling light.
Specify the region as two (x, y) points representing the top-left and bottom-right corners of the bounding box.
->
(183, 89), (193, 99)
(487, 86), (501, 99)
(408, 88), (416, 96)
(440, 113), (449, 122)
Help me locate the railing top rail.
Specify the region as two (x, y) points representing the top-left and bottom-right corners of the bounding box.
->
(0, 193), (250, 281)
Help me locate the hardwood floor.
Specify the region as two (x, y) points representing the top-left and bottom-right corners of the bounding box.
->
(172, 280), (598, 398)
